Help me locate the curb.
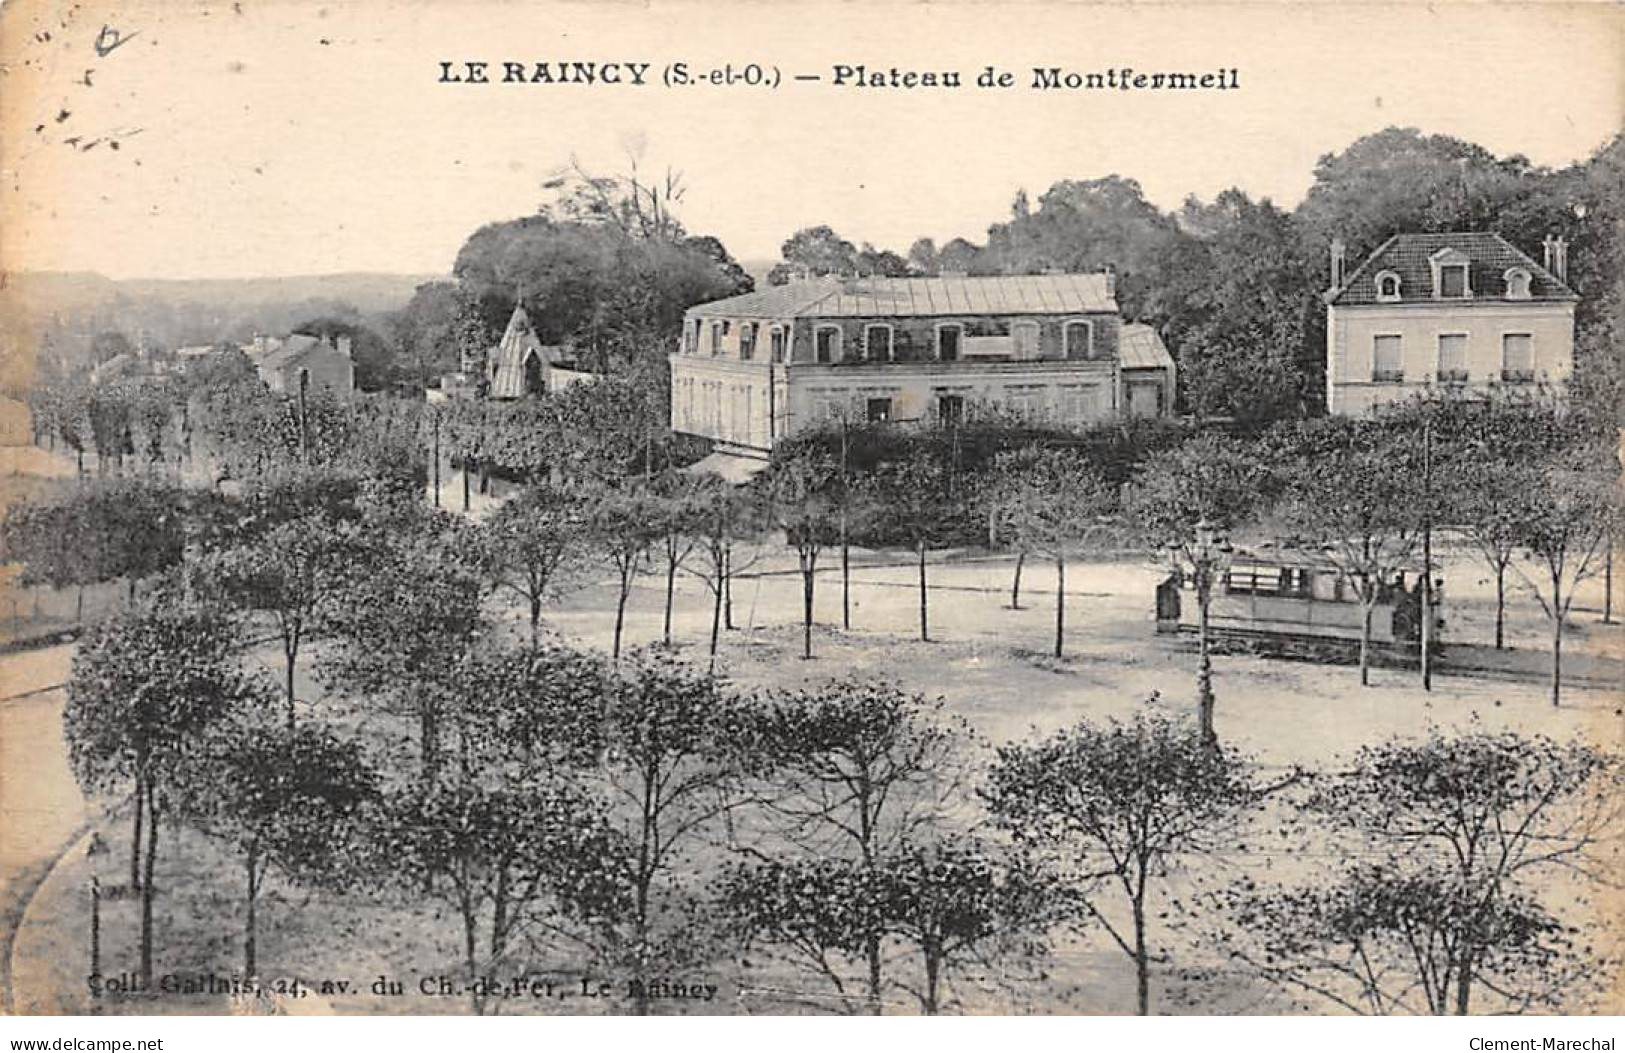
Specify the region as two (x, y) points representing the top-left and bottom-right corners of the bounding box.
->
(1, 822), (94, 1015)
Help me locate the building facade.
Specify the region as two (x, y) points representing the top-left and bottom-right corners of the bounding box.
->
(1323, 232), (1577, 416)
(246, 333), (355, 397)
(669, 273), (1176, 456)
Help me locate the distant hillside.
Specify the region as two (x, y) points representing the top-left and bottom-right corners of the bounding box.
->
(1, 270), (444, 318)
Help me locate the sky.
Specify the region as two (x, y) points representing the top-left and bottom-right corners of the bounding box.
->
(1, 0), (1620, 280)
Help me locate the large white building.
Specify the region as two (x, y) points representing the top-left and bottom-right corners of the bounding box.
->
(1323, 232), (1577, 416)
(669, 273), (1176, 457)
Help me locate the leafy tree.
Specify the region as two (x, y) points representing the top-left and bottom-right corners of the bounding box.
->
(1003, 448), (1117, 658)
(743, 679), (971, 1012)
(767, 225), (858, 285)
(374, 773), (633, 1014)
(482, 483), (589, 641)
(683, 472), (763, 672)
(178, 719), (376, 977)
(64, 591), (266, 984)
(1220, 730), (1623, 1014)
(1510, 445), (1617, 706)
(319, 509), (488, 776)
(599, 650), (766, 1013)
(649, 471), (706, 647)
(984, 710), (1258, 1015)
(586, 484), (663, 660)
(209, 511), (349, 725)
(1451, 454), (1542, 650)
(1275, 424), (1421, 686)
(868, 452), (952, 642)
(759, 450), (840, 659)
(1130, 433), (1264, 740)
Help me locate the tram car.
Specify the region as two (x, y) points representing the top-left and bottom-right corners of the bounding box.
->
(1155, 547), (1444, 662)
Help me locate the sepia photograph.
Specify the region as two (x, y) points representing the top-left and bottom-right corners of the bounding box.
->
(0, 0), (1621, 1035)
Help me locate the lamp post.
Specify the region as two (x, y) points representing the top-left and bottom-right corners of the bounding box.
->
(1186, 518), (1231, 749)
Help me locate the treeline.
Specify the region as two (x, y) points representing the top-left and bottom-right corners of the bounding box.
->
(762, 128), (1624, 424)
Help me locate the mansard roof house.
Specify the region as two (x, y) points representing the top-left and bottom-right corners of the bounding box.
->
(669, 272), (1176, 461)
(1323, 232), (1578, 416)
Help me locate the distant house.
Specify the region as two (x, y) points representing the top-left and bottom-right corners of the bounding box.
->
(245, 333), (355, 397)
(485, 305), (575, 399)
(669, 273), (1176, 457)
(90, 352), (140, 386)
(1323, 232), (1577, 416)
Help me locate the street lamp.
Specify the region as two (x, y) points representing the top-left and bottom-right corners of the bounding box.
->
(1189, 517), (1232, 749)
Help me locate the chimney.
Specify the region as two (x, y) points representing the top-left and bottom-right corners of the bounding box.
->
(337, 335), (353, 358)
(1329, 238), (1347, 290)
(1103, 264), (1117, 299)
(1543, 234), (1572, 284)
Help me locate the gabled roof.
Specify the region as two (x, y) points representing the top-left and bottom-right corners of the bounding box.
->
(252, 333), (328, 373)
(1327, 232), (1577, 306)
(488, 305), (566, 399)
(1119, 323), (1176, 371)
(687, 273), (1117, 320)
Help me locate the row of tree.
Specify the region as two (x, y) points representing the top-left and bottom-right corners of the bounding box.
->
(65, 575), (1624, 1015)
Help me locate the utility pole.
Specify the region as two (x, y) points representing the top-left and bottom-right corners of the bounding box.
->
(840, 414), (851, 630)
(431, 408), (441, 509)
(1420, 418), (1433, 692)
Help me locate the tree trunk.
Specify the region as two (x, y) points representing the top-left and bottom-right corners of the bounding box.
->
(1010, 551), (1025, 609)
(1494, 564), (1506, 650)
(462, 462), (471, 512)
(801, 557), (815, 660)
(244, 844), (259, 978)
(1054, 555), (1065, 658)
(529, 595), (542, 643)
(917, 540), (928, 642)
(1359, 602), (1373, 687)
(139, 798), (159, 987)
(283, 641), (297, 730)
(1551, 606), (1564, 708)
(1454, 951), (1473, 1015)
(923, 945), (941, 1015)
(708, 581), (724, 675)
(613, 565), (632, 660)
(723, 546), (735, 630)
(1197, 584), (1215, 748)
(865, 934), (883, 1015)
(1132, 894), (1149, 1016)
(841, 515), (851, 630)
(662, 560), (677, 646)
(129, 778), (144, 892)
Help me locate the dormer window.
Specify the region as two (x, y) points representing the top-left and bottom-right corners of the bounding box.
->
(1504, 267), (1532, 300)
(1374, 271), (1402, 302)
(1429, 248), (1472, 299)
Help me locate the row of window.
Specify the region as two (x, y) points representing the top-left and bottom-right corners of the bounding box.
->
(1378, 261), (1527, 302)
(1369, 332), (1536, 383)
(806, 385), (1109, 426)
(687, 318), (1097, 363)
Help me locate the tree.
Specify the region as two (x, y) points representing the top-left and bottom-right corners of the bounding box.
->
(374, 773), (634, 1014)
(868, 452), (952, 642)
(984, 710), (1258, 1015)
(599, 650), (766, 1013)
(1511, 445), (1616, 706)
(179, 719), (376, 978)
(482, 483), (588, 641)
(210, 512), (347, 726)
(743, 679), (972, 1013)
(767, 225), (858, 284)
(1130, 433), (1264, 741)
(1004, 449), (1117, 658)
(1275, 425), (1421, 686)
(649, 471), (705, 647)
(1452, 454), (1543, 650)
(586, 485), (663, 660)
(760, 450), (840, 659)
(64, 591), (266, 985)
(319, 509), (488, 777)
(1220, 730), (1623, 1014)
(683, 473), (763, 672)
